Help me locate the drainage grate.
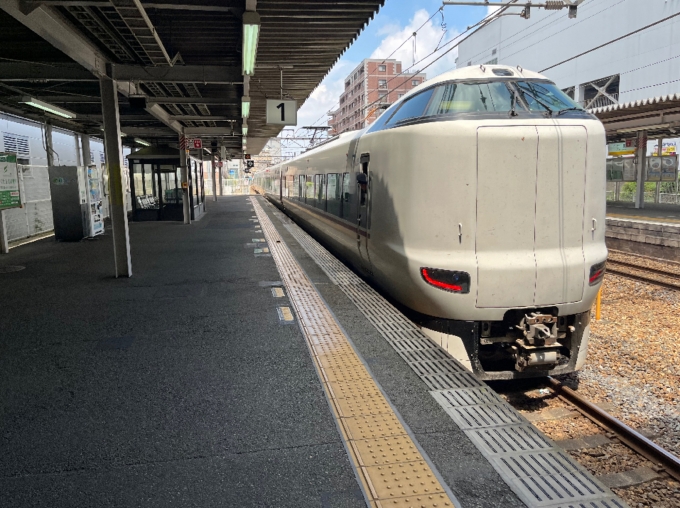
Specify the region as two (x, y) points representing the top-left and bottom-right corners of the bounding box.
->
(276, 205), (627, 508)
(0, 265), (25, 273)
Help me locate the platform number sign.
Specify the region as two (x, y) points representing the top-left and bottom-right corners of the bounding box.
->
(266, 99), (297, 125)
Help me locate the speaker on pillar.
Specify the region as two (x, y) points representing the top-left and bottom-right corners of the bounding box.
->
(129, 95), (147, 109)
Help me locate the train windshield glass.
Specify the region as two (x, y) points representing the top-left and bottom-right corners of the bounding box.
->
(425, 82), (514, 115)
(513, 81), (582, 113)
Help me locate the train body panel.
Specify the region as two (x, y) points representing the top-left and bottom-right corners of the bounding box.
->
(254, 65), (607, 379)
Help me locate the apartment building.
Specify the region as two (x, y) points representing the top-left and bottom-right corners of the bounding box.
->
(329, 59), (426, 135)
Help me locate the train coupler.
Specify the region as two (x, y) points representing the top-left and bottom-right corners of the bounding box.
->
(512, 312), (562, 372)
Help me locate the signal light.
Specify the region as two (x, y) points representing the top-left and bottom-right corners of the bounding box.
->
(589, 261), (606, 286)
(421, 268), (470, 294)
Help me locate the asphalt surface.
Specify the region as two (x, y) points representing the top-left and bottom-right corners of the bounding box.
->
(0, 196), (365, 508)
(0, 195), (525, 508)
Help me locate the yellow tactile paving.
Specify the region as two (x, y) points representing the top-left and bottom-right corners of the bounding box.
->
(251, 197), (456, 508)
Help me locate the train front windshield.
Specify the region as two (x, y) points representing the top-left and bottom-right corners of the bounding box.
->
(423, 80), (583, 115)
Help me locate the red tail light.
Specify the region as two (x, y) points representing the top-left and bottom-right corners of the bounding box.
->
(589, 260), (606, 285)
(421, 268), (470, 293)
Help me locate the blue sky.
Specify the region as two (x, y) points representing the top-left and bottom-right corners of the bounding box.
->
(292, 1), (494, 130)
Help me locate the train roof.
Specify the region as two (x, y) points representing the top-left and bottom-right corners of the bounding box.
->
(409, 64), (548, 95)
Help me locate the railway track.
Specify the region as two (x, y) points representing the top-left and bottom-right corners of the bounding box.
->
(547, 378), (680, 484)
(498, 378), (680, 506)
(606, 258), (680, 291)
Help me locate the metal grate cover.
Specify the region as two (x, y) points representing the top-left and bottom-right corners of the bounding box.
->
(273, 203), (628, 508)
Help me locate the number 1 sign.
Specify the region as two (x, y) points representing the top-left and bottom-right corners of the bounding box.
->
(266, 99), (297, 125)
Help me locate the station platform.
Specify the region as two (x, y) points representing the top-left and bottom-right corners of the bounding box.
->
(606, 203), (680, 260)
(607, 202), (680, 225)
(0, 196), (623, 508)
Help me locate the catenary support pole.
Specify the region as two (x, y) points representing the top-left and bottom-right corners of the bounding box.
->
(100, 76), (132, 277)
(44, 120), (54, 167)
(179, 131), (191, 224)
(634, 130), (647, 209)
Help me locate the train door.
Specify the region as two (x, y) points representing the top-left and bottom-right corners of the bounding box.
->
(356, 152), (372, 273)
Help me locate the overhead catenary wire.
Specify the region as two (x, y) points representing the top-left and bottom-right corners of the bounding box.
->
(540, 10), (680, 73)
(359, 0), (519, 117)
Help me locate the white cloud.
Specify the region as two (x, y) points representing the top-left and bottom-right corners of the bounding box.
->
(370, 9), (459, 81)
(290, 8), (460, 138)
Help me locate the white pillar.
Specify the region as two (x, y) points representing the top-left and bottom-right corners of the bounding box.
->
(100, 75), (132, 277)
(179, 132), (191, 224)
(635, 131), (647, 209)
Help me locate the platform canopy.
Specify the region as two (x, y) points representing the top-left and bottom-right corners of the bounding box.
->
(0, 0), (384, 156)
(591, 94), (680, 143)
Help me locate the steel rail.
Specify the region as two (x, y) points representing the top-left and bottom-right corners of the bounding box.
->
(608, 259), (680, 279)
(547, 377), (680, 483)
(606, 262), (680, 291)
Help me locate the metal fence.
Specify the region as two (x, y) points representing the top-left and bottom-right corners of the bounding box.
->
(4, 164), (54, 243)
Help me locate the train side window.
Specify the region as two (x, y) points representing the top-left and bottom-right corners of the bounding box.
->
(298, 176), (304, 201)
(315, 174), (326, 210)
(341, 172), (351, 220)
(305, 175), (315, 202)
(326, 174), (342, 216)
(385, 88), (434, 126)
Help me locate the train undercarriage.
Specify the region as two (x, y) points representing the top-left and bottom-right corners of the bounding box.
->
(418, 309), (590, 380)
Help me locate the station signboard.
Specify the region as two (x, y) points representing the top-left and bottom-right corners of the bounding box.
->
(266, 99), (297, 125)
(606, 157), (636, 182)
(608, 139), (637, 156)
(0, 152), (21, 210)
(646, 155), (678, 182)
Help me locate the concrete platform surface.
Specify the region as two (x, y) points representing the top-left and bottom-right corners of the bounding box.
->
(0, 197), (365, 508)
(607, 202), (680, 224)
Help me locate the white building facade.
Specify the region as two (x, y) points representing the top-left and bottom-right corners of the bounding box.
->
(457, 0), (680, 108)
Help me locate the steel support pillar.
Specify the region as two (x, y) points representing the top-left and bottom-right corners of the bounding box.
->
(44, 121), (54, 167)
(635, 131), (647, 209)
(211, 152), (217, 201)
(656, 137), (663, 204)
(179, 133), (191, 224)
(100, 76), (132, 277)
(81, 134), (92, 166)
(0, 210), (9, 254)
(220, 146), (226, 195)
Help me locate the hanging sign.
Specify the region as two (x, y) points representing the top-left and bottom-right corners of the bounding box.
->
(266, 99), (297, 125)
(608, 140), (637, 156)
(193, 139), (203, 149)
(0, 152), (21, 210)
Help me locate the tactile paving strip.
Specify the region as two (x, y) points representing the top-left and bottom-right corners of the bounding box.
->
(250, 197), (458, 508)
(273, 203), (628, 508)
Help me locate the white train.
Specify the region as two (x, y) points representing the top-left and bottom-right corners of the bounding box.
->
(254, 65), (607, 380)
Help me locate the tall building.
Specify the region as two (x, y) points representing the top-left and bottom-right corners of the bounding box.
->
(329, 59), (426, 135)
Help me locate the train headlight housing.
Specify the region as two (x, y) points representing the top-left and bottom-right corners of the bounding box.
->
(421, 268), (470, 294)
(589, 260), (606, 286)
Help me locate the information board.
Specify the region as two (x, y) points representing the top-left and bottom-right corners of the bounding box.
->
(606, 157), (636, 182)
(0, 152), (21, 210)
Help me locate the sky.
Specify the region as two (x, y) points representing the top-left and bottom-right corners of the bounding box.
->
(290, 0), (496, 133)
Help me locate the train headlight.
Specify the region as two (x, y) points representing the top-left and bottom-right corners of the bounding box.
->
(589, 260), (606, 286)
(421, 268), (470, 294)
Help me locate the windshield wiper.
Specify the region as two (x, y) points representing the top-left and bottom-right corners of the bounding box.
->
(556, 107), (584, 116)
(519, 83), (554, 117)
